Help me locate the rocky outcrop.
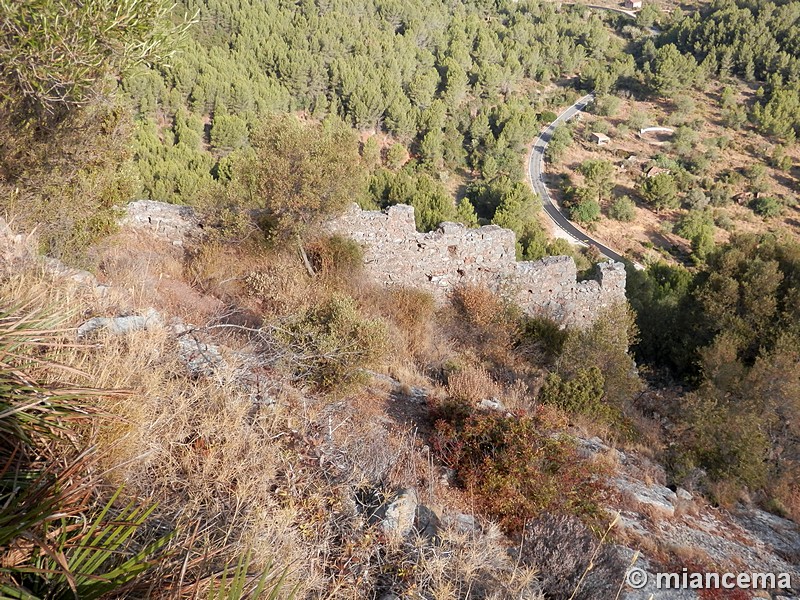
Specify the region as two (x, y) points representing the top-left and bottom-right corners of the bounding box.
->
(327, 204), (626, 328)
(77, 308), (163, 338)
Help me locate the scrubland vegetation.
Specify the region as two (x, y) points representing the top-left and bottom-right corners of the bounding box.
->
(1, 0), (799, 596)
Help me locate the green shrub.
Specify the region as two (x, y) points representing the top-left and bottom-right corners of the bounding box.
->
(521, 316), (569, 359)
(274, 295), (388, 392)
(640, 172), (679, 211)
(668, 390), (770, 495)
(714, 213), (734, 231)
(539, 110), (558, 123)
(430, 403), (605, 534)
(538, 367), (619, 422)
(608, 196), (636, 221)
(751, 196), (782, 218)
(569, 199), (601, 223)
(677, 210), (715, 261)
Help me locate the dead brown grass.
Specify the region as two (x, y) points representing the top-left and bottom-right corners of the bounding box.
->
(1, 210), (708, 599)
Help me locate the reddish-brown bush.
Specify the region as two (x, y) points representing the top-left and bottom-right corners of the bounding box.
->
(430, 401), (606, 534)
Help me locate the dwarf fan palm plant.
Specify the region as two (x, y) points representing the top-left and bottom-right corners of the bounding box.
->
(0, 301), (172, 599)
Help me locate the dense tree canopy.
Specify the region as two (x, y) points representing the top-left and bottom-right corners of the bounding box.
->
(655, 0), (800, 138)
(629, 235), (800, 502)
(124, 0), (630, 205)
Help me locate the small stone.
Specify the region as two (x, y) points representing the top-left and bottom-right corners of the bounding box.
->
(613, 477), (677, 518)
(381, 489), (418, 539)
(177, 334), (224, 378)
(441, 468), (456, 486)
(452, 513), (479, 534)
(478, 397), (505, 411)
(415, 505), (441, 539)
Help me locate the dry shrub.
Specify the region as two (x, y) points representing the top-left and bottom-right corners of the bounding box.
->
(446, 285), (531, 376)
(306, 234), (364, 278)
(378, 287), (436, 359)
(446, 364), (501, 405)
(271, 294), (389, 392)
(767, 468), (800, 524)
(188, 240), (316, 319)
(314, 389), (430, 489)
(375, 520), (542, 600)
(668, 543), (716, 569)
(517, 514), (627, 600)
(0, 269), (314, 594)
(451, 284), (520, 344)
(91, 230), (227, 323)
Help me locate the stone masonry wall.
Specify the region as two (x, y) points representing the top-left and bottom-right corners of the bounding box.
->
(121, 200), (204, 246)
(327, 204), (626, 328)
(119, 200), (626, 328)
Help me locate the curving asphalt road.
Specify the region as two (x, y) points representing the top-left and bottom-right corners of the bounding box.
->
(527, 92), (629, 264)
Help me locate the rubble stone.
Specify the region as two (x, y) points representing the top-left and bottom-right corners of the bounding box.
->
(381, 488), (418, 538)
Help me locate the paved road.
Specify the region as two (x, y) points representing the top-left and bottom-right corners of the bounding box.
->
(527, 93), (628, 264)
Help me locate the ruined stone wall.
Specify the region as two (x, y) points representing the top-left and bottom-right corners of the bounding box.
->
(327, 204), (626, 328)
(119, 200), (626, 328)
(121, 200), (203, 246)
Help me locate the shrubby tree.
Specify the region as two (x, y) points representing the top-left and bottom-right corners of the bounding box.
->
(578, 159), (615, 202)
(608, 196), (636, 221)
(233, 115), (366, 273)
(558, 304), (642, 407)
(361, 136), (381, 169)
(644, 44), (699, 96)
(592, 95), (621, 117)
(569, 199), (601, 224)
(770, 145), (793, 172)
(751, 196), (782, 218)
(0, 0), (185, 116)
(465, 176), (547, 259)
(0, 0), (187, 258)
(386, 143), (408, 170)
(370, 167), (470, 232)
(640, 172), (679, 211)
(211, 113), (249, 150)
(677, 210), (715, 262)
(545, 125), (573, 164)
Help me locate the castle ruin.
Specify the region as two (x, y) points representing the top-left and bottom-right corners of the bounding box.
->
(121, 200), (627, 329)
(327, 204), (626, 328)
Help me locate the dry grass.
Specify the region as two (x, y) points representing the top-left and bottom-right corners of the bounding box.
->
(90, 230), (224, 324)
(61, 328), (321, 592)
(405, 521), (542, 600)
(186, 240), (313, 321)
(3, 211), (723, 599)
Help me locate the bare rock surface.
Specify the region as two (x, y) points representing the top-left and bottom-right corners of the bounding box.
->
(77, 308), (163, 338)
(122, 200), (204, 246)
(176, 332), (225, 378)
